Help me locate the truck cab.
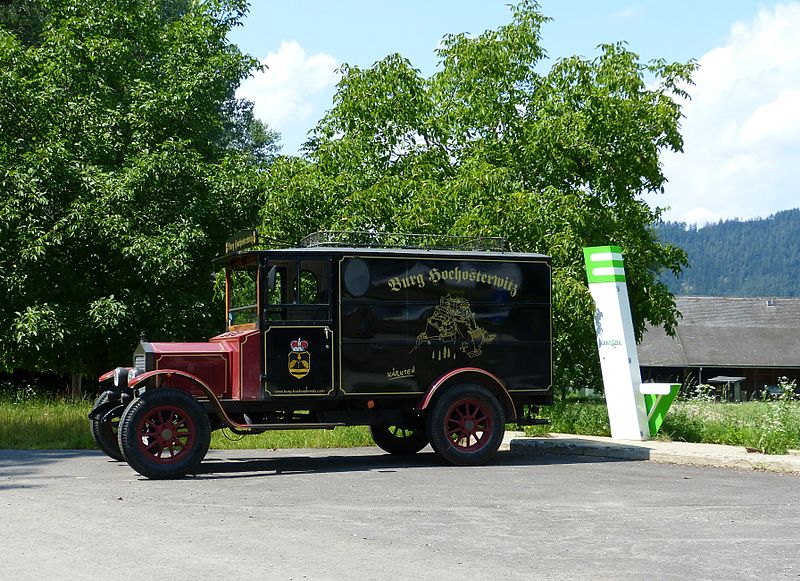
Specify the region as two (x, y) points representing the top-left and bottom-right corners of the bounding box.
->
(90, 232), (553, 478)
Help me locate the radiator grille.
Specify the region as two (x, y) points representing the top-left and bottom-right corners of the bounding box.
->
(133, 355), (147, 373)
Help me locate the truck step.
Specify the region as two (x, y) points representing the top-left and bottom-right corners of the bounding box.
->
(514, 418), (550, 426)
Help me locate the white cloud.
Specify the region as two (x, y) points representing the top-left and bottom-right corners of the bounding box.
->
(652, 3), (800, 225)
(680, 207), (723, 227)
(738, 88), (800, 146)
(611, 5), (644, 21)
(236, 41), (340, 153)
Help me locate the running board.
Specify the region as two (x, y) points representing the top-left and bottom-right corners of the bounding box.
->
(232, 422), (347, 431)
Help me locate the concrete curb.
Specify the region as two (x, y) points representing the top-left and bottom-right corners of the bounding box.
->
(509, 433), (800, 474)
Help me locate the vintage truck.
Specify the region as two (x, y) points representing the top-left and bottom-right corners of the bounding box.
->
(90, 232), (552, 478)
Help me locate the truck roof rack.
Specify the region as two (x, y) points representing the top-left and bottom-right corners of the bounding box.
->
(297, 231), (509, 252)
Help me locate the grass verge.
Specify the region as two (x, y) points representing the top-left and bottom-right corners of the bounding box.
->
(210, 426), (373, 450)
(2, 394), (799, 455)
(0, 395), (373, 450)
(523, 399), (800, 455)
(0, 397), (93, 449)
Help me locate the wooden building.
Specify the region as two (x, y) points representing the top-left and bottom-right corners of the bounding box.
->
(637, 296), (800, 400)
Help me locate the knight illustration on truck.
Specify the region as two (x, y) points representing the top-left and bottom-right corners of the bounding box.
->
(89, 231), (553, 479)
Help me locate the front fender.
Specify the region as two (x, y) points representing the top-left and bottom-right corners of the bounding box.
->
(98, 367), (133, 389)
(88, 389), (132, 422)
(127, 369), (253, 433)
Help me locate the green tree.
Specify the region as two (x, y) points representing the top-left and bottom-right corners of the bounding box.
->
(656, 209), (800, 298)
(0, 0), (276, 393)
(261, 0), (692, 394)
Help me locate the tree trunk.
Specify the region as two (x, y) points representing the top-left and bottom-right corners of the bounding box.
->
(69, 373), (83, 399)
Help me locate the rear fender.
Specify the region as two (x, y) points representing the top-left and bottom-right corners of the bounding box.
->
(417, 367), (517, 421)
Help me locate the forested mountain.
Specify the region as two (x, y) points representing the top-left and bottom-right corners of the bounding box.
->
(655, 209), (800, 297)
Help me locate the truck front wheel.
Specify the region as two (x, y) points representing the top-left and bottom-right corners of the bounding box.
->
(427, 384), (506, 466)
(118, 388), (211, 479)
(89, 392), (124, 462)
(369, 424), (429, 455)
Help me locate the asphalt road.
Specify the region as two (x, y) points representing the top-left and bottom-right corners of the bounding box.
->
(1, 448), (799, 580)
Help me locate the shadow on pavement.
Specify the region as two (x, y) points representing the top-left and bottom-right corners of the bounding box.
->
(0, 449), (115, 490)
(0, 446), (638, 486)
(190, 447), (632, 480)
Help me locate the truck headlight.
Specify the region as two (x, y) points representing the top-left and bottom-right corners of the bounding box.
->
(113, 367), (132, 388)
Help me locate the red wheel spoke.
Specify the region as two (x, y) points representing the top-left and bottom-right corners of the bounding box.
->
(147, 445), (164, 457)
(443, 397), (495, 451)
(135, 403), (197, 465)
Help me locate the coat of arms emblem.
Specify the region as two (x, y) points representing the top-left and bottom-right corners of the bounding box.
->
(288, 338), (310, 379)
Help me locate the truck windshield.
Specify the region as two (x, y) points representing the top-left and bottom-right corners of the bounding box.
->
(228, 266), (258, 329)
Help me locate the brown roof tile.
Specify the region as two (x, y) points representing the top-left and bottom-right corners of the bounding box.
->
(637, 296), (800, 368)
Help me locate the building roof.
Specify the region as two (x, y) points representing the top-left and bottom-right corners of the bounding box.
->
(637, 296), (800, 369)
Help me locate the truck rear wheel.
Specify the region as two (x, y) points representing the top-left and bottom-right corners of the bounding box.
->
(118, 388), (211, 479)
(369, 424), (429, 455)
(89, 392), (124, 462)
(427, 383), (505, 466)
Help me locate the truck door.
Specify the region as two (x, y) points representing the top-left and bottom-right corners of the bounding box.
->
(262, 258), (334, 397)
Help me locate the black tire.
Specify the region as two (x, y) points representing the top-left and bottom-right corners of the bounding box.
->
(89, 392), (124, 462)
(426, 383), (506, 466)
(118, 388), (211, 479)
(369, 424), (429, 455)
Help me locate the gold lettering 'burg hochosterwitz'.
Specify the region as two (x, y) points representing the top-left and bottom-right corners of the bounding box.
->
(387, 267), (518, 297)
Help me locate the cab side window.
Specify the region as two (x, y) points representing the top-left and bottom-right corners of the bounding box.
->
(227, 265), (258, 329)
(266, 259), (330, 322)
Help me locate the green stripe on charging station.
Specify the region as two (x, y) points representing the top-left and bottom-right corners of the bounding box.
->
(583, 246), (627, 283)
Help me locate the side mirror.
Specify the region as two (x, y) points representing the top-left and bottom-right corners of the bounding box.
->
(267, 265), (277, 292)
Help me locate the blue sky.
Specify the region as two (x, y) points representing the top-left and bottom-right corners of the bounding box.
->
(230, 1), (800, 225)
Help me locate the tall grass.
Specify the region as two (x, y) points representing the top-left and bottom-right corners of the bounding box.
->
(210, 426), (373, 449)
(2, 386), (798, 455)
(523, 398), (800, 455)
(0, 398), (95, 449)
(0, 389), (373, 450)
(662, 400), (800, 454)
(523, 399), (611, 438)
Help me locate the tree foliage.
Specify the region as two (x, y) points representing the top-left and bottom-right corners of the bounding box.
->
(261, 1), (693, 392)
(0, 0), (276, 377)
